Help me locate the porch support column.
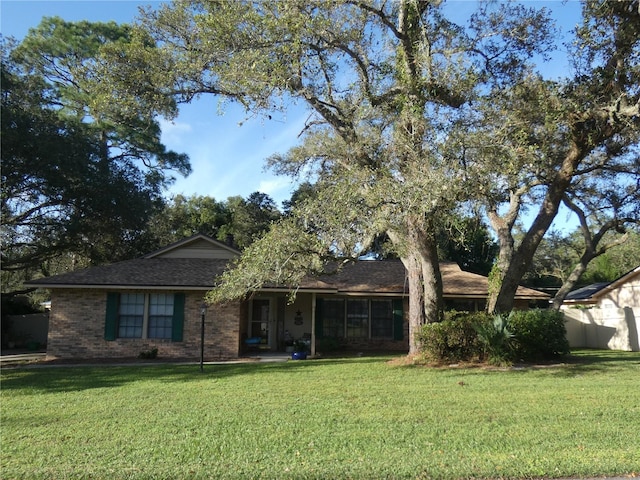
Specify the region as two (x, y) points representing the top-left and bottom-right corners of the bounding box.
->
(311, 293), (317, 357)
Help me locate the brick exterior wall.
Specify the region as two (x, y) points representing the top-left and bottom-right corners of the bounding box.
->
(47, 289), (241, 360)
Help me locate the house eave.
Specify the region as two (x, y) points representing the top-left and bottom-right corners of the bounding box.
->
(23, 283), (215, 291)
(442, 293), (548, 300)
(589, 267), (640, 301)
(26, 283), (546, 300)
(443, 293), (487, 299)
(256, 287), (409, 296)
(257, 287), (340, 295)
(561, 299), (598, 306)
(334, 291), (408, 297)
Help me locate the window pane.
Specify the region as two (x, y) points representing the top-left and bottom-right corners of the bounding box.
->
(118, 294), (144, 338)
(148, 294), (174, 339)
(371, 300), (393, 338)
(346, 299), (368, 338)
(250, 299), (269, 343)
(322, 299), (345, 338)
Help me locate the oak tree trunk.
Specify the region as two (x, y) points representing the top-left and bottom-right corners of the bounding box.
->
(488, 145), (586, 313)
(396, 220), (443, 355)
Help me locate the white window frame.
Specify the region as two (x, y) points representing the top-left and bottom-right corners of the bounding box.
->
(118, 293), (174, 340)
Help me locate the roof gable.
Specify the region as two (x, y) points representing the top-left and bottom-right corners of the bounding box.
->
(595, 266), (640, 299)
(564, 266), (640, 303)
(24, 258), (230, 290)
(25, 234), (237, 290)
(145, 234), (240, 260)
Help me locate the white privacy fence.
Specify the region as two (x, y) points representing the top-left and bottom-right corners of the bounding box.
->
(563, 307), (640, 352)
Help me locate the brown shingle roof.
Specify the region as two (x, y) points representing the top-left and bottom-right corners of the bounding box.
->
(26, 257), (547, 299)
(439, 262), (546, 299)
(296, 260), (547, 299)
(300, 260), (407, 293)
(25, 258), (229, 290)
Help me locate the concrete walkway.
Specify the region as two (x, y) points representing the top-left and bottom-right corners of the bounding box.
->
(0, 351), (293, 368)
(0, 352), (47, 366)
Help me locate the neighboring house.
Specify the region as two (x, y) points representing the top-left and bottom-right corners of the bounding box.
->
(561, 266), (640, 352)
(25, 234), (548, 360)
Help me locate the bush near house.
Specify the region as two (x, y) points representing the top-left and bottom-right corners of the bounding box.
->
(416, 311), (492, 363)
(418, 309), (570, 364)
(508, 309), (570, 361)
(474, 314), (515, 366)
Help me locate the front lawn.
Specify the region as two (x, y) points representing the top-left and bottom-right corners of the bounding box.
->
(2, 350), (639, 479)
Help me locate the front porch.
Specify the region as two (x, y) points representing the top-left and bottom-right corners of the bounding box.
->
(240, 292), (408, 356)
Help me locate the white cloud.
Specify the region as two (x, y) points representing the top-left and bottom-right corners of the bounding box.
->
(159, 119), (193, 146)
(257, 177), (295, 202)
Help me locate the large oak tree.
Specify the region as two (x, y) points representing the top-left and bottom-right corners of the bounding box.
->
(459, 0), (639, 312)
(100, 0), (553, 353)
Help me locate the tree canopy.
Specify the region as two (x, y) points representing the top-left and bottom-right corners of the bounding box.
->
(143, 192), (283, 252)
(64, 0), (639, 353)
(460, 0), (639, 311)
(98, 0), (566, 353)
(1, 18), (190, 291)
(526, 226), (640, 309)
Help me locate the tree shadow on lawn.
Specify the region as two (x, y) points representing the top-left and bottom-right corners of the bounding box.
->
(4, 350), (635, 392)
(389, 349), (640, 378)
(499, 349), (640, 378)
(552, 349), (640, 375)
(0, 355), (385, 394)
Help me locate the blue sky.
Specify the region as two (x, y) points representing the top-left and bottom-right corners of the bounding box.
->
(1, 0), (309, 207)
(1, 0), (583, 217)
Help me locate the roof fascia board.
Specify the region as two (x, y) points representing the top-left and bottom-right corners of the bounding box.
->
(25, 284), (545, 299)
(257, 288), (340, 294)
(331, 291), (408, 297)
(562, 299), (598, 306)
(23, 284), (215, 291)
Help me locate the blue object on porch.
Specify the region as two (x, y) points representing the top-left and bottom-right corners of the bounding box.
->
(291, 351), (307, 360)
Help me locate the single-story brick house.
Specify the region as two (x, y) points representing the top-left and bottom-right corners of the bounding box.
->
(562, 266), (640, 351)
(26, 234), (548, 360)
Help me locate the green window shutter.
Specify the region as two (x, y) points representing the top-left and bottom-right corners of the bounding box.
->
(315, 298), (324, 338)
(392, 298), (404, 341)
(172, 293), (185, 342)
(105, 293), (119, 341)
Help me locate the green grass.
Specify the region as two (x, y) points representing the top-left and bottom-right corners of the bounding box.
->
(2, 350), (639, 479)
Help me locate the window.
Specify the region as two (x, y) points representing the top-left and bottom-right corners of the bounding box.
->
(371, 300), (393, 338)
(318, 298), (402, 340)
(118, 293), (144, 338)
(105, 292), (184, 342)
(148, 294), (174, 339)
(322, 299), (345, 338)
(346, 299), (368, 338)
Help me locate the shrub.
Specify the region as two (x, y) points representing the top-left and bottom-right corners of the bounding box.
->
(418, 309), (570, 365)
(416, 311), (492, 363)
(508, 309), (570, 361)
(138, 348), (158, 360)
(474, 314), (515, 366)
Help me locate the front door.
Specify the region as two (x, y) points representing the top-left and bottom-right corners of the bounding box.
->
(250, 299), (270, 348)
